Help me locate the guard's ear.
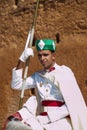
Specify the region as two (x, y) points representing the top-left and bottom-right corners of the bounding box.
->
(52, 52), (56, 60)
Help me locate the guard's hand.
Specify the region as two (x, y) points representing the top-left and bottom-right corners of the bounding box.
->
(19, 48), (34, 62)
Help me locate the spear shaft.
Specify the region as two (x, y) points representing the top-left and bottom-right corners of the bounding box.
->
(18, 0), (40, 109)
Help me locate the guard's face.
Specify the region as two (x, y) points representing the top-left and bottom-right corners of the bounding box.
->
(38, 50), (56, 70)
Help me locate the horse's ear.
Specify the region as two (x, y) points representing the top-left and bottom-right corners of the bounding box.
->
(55, 33), (60, 44)
(15, 0), (19, 6)
(32, 34), (37, 46)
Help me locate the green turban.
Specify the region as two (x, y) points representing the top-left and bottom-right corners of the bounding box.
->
(36, 39), (56, 51)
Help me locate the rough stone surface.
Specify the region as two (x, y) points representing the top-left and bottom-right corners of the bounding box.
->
(0, 0), (87, 128)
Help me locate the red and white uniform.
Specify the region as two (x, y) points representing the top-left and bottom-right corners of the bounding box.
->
(11, 63), (87, 130)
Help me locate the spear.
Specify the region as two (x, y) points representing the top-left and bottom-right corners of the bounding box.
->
(18, 0), (40, 109)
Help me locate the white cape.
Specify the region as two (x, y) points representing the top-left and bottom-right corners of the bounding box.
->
(59, 79), (87, 130)
(39, 66), (87, 130)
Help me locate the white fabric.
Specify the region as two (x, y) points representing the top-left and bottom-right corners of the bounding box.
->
(25, 117), (43, 130)
(36, 115), (50, 125)
(11, 63), (87, 130)
(47, 104), (69, 122)
(43, 118), (72, 130)
(18, 96), (43, 130)
(18, 96), (37, 120)
(18, 109), (43, 130)
(58, 68), (87, 130)
(11, 68), (23, 89)
(23, 96), (37, 116)
(19, 48), (34, 62)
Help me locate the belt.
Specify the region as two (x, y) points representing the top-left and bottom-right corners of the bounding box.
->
(40, 100), (70, 119)
(41, 100), (65, 107)
(40, 100), (65, 116)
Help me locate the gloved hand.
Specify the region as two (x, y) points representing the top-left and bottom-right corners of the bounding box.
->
(19, 48), (34, 62)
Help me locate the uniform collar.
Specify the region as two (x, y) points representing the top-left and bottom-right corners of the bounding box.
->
(45, 63), (56, 72)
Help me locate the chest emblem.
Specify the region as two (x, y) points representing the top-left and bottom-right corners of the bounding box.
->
(39, 82), (43, 87)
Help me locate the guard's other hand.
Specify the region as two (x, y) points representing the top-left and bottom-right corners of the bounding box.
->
(19, 48), (34, 62)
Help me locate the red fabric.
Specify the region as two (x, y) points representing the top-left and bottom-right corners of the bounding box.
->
(13, 112), (22, 121)
(40, 112), (48, 116)
(40, 112), (70, 118)
(49, 67), (55, 72)
(41, 100), (65, 107)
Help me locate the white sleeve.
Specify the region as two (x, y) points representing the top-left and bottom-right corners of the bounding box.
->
(47, 104), (69, 122)
(11, 67), (23, 89)
(23, 96), (38, 115)
(11, 67), (35, 90)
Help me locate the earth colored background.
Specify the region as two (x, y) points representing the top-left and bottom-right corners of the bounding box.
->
(0, 0), (87, 129)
